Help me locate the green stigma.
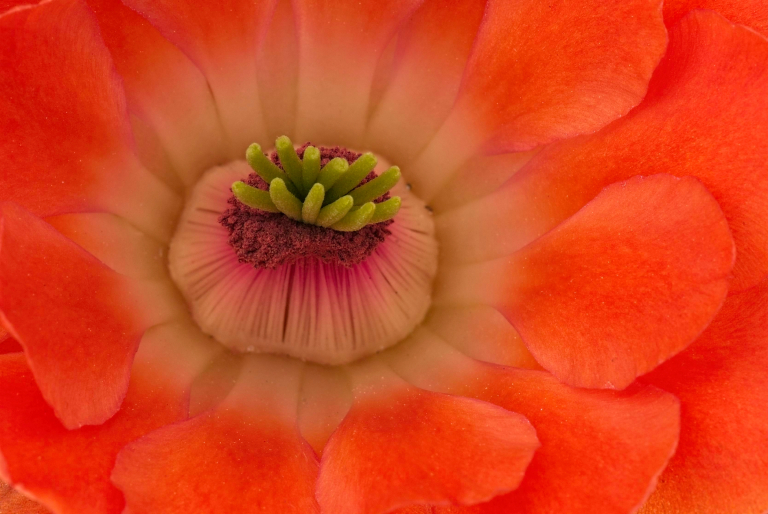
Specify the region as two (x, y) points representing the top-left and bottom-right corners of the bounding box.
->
(232, 136), (402, 232)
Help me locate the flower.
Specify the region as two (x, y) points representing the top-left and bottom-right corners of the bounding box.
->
(0, 0), (767, 513)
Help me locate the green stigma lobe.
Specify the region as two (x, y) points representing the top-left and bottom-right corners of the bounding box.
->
(370, 197), (401, 224)
(317, 158), (349, 190)
(316, 196), (354, 227)
(246, 143), (300, 197)
(332, 202), (376, 232)
(269, 178), (303, 221)
(232, 181), (279, 212)
(302, 146), (321, 191)
(301, 183), (325, 224)
(237, 136), (402, 231)
(275, 136), (306, 196)
(325, 152), (377, 204)
(349, 166), (401, 206)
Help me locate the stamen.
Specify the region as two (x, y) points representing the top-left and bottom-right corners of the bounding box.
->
(233, 136), (401, 232)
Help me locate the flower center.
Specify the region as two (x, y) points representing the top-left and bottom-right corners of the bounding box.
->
(219, 142), (396, 268)
(168, 137), (438, 365)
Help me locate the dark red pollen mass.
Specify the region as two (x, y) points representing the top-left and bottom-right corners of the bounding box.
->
(219, 143), (394, 269)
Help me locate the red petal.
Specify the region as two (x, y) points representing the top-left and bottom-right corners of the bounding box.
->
(316, 367), (539, 514)
(440, 11), (768, 292)
(293, 0), (424, 146)
(437, 174), (734, 389)
(457, 366), (680, 514)
(85, 0), (228, 186)
(640, 279), (768, 513)
(112, 356), (319, 514)
(0, 323), (211, 514)
(0, 0), (177, 241)
(664, 1), (767, 35)
(0, 204), (147, 428)
(121, 0), (276, 152)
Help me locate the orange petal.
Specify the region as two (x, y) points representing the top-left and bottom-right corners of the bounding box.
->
(0, 204), (150, 428)
(121, 0), (276, 152)
(386, 337), (679, 514)
(456, 366), (680, 514)
(293, 0), (424, 145)
(297, 365), (353, 456)
(365, 0), (486, 165)
(502, 174), (733, 388)
(437, 175), (734, 389)
(424, 306), (541, 370)
(316, 365), (539, 514)
(44, 212), (188, 332)
(461, 0), (667, 151)
(430, 149), (539, 213)
(0, 0), (177, 241)
(0, 322), (215, 514)
(441, 11), (768, 292)
(391, 507), (434, 514)
(407, 0), (667, 200)
(664, 1), (767, 35)
(1, 0), (38, 14)
(45, 213), (168, 281)
(257, 0), (300, 139)
(640, 279), (768, 513)
(85, 0), (228, 186)
(112, 356), (320, 514)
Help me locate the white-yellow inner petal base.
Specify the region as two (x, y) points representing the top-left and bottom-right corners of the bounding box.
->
(168, 160), (438, 365)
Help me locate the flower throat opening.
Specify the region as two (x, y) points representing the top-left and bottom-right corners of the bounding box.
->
(168, 138), (438, 365)
(219, 140), (399, 269)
